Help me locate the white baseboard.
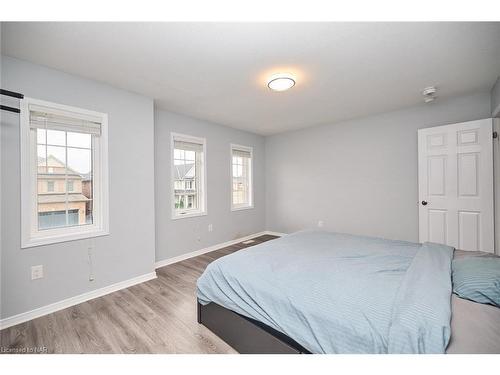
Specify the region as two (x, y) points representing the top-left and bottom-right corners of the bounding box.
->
(0, 272), (157, 331)
(265, 231), (287, 237)
(155, 230), (285, 269)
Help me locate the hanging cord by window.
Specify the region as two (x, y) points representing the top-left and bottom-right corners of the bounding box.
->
(87, 239), (95, 282)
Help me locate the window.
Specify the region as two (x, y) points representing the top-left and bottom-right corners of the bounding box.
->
(21, 98), (109, 248)
(231, 144), (253, 210)
(39, 209), (79, 230)
(171, 133), (206, 219)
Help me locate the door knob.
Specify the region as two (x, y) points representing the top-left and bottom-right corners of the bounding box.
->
(421, 201), (428, 206)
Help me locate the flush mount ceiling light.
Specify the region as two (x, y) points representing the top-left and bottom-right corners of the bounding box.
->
(267, 73), (296, 92)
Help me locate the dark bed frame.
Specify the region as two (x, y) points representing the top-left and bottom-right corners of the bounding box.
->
(197, 301), (311, 354)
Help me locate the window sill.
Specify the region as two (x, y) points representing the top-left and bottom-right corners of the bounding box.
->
(172, 211), (207, 220)
(231, 205), (254, 212)
(22, 228), (109, 249)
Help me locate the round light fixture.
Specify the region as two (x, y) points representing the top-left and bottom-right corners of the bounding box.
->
(267, 73), (296, 92)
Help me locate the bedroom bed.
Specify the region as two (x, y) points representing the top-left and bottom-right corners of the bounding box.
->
(196, 231), (500, 354)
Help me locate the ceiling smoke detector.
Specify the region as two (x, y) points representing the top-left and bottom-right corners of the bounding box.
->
(422, 86), (437, 103)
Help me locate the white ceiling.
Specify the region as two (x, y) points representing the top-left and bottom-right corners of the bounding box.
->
(2, 22), (499, 135)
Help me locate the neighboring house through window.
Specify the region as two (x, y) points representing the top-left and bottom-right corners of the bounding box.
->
(20, 98), (109, 247)
(171, 133), (206, 219)
(231, 144), (253, 210)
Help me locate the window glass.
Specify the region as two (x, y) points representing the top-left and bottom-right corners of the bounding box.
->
(231, 146), (252, 209)
(35, 129), (93, 230)
(172, 135), (205, 218)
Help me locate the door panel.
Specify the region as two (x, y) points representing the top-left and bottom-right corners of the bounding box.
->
(457, 153), (479, 197)
(418, 119), (494, 253)
(428, 209), (448, 244)
(427, 133), (447, 149)
(428, 156), (446, 196)
(458, 211), (480, 252)
(457, 129), (479, 145)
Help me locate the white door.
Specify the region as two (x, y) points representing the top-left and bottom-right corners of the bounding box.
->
(418, 119), (494, 253)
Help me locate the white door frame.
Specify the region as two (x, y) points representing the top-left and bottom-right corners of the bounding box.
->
(494, 118), (500, 255)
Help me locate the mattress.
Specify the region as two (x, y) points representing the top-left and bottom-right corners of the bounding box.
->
(197, 230), (455, 353)
(446, 250), (500, 354)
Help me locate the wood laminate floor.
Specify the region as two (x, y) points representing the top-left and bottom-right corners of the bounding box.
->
(0, 235), (278, 354)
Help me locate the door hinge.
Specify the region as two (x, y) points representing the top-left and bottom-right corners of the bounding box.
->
(494, 131), (498, 139)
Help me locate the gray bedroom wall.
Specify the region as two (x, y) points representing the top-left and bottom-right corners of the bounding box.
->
(0, 56), (156, 319)
(155, 109), (266, 262)
(0, 36), (3, 318)
(492, 77), (500, 117)
(265, 92), (492, 242)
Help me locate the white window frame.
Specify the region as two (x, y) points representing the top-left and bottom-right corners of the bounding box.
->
(171, 132), (207, 220)
(230, 144), (254, 211)
(20, 97), (109, 248)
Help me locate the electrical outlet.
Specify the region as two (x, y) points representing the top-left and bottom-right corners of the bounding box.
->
(31, 265), (43, 280)
(208, 224), (213, 232)
(318, 220), (324, 228)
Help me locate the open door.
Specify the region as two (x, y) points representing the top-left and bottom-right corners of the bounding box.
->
(418, 119), (494, 253)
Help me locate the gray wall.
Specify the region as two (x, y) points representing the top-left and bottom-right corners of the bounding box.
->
(265, 92), (492, 242)
(492, 77), (500, 117)
(0, 34), (3, 317)
(0, 56), (156, 319)
(155, 109), (266, 262)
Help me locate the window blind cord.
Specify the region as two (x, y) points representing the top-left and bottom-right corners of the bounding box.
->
(44, 117), (48, 172)
(87, 240), (95, 282)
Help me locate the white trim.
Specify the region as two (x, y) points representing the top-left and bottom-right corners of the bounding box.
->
(20, 97), (109, 248)
(0, 272), (157, 330)
(171, 211), (208, 220)
(171, 132), (207, 220)
(21, 228), (110, 248)
(494, 118), (500, 255)
(230, 143), (254, 211)
(264, 231), (287, 237)
(155, 231), (285, 269)
(231, 205), (254, 212)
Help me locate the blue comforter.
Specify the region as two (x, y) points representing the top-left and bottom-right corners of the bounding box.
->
(197, 231), (454, 353)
